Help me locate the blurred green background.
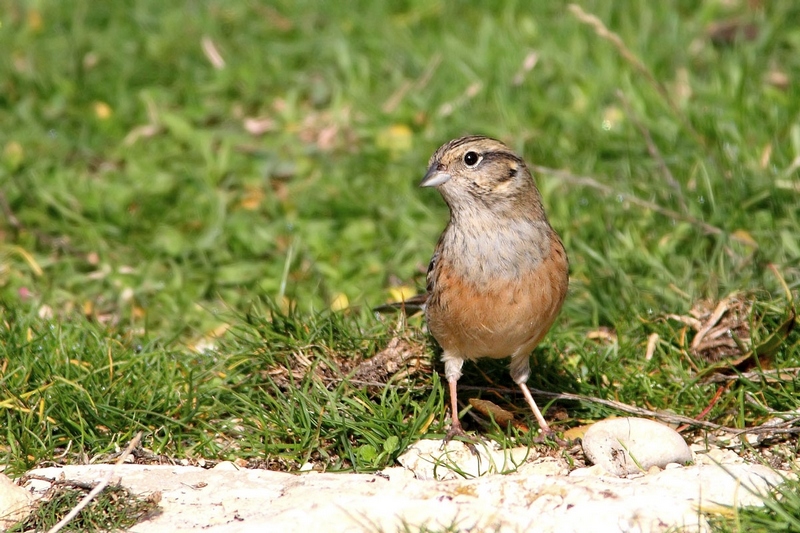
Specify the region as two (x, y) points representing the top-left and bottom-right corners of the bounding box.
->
(2, 1), (797, 340)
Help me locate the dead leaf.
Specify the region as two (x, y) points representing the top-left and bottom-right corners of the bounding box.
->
(765, 69), (789, 90)
(586, 327), (617, 344)
(677, 284), (796, 381)
(562, 424), (591, 441)
(243, 117), (276, 135)
(468, 398), (515, 427)
(706, 19), (758, 45)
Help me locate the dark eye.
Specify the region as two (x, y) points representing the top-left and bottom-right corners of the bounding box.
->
(463, 151), (480, 167)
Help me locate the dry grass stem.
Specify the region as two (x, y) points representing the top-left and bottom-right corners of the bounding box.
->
(616, 89), (688, 213)
(46, 432), (143, 533)
(568, 4), (705, 148)
(533, 165), (754, 245)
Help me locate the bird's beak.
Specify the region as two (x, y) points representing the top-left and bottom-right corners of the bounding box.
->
(419, 166), (451, 188)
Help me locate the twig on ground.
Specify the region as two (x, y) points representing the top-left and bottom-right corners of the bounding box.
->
(705, 366), (800, 383)
(320, 375), (800, 437)
(23, 475), (97, 491)
(46, 432), (143, 533)
(516, 386), (800, 436)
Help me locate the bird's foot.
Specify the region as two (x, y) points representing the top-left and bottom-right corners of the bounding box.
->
(442, 423), (478, 454)
(531, 428), (569, 447)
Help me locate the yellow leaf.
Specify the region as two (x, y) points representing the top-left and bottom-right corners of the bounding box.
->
(330, 292), (349, 311)
(389, 285), (417, 303)
(278, 296), (293, 314)
(27, 10), (42, 32)
(562, 424), (592, 441)
(376, 124), (413, 157)
(732, 229), (758, 248)
(94, 101), (112, 120)
(239, 186), (264, 211)
(601, 105), (623, 131)
(3, 141), (24, 170)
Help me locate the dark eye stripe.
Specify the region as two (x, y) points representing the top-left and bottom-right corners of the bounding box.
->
(479, 152), (524, 180)
(481, 151), (521, 163)
(496, 166), (517, 182)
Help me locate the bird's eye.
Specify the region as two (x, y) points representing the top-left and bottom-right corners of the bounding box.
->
(463, 151), (481, 167)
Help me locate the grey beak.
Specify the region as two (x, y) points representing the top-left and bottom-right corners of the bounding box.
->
(419, 166), (452, 188)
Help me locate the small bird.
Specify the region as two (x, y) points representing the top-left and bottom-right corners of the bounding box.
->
(420, 135), (569, 441)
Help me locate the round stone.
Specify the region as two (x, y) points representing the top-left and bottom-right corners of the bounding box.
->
(582, 417), (693, 476)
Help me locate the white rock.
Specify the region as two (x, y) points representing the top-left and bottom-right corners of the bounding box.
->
(396, 438), (565, 480)
(0, 473), (33, 530)
(378, 466), (416, 482)
(569, 464), (612, 478)
(694, 446), (744, 466)
(212, 461), (240, 471)
(516, 456), (570, 477)
(22, 460), (788, 533)
(582, 417), (692, 476)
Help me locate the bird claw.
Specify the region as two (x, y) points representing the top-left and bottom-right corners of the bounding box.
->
(442, 425), (479, 454)
(531, 428), (570, 447)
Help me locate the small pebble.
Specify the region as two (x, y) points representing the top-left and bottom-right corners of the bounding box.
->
(212, 461), (239, 471)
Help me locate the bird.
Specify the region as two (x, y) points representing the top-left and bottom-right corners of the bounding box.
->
(419, 135), (569, 441)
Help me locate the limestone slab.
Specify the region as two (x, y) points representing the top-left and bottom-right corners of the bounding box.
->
(23, 453), (786, 533)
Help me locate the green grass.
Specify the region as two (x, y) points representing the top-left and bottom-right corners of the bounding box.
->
(9, 483), (160, 532)
(1, 1), (799, 530)
(710, 471), (800, 532)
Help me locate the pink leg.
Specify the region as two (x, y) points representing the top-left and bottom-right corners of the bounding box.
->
(519, 382), (552, 434)
(444, 377), (467, 441)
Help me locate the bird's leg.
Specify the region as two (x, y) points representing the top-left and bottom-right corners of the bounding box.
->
(519, 382), (568, 446)
(518, 381), (551, 433)
(441, 354), (478, 451)
(444, 377), (468, 442)
(511, 354), (564, 444)
(442, 377), (478, 453)
(442, 354), (472, 443)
